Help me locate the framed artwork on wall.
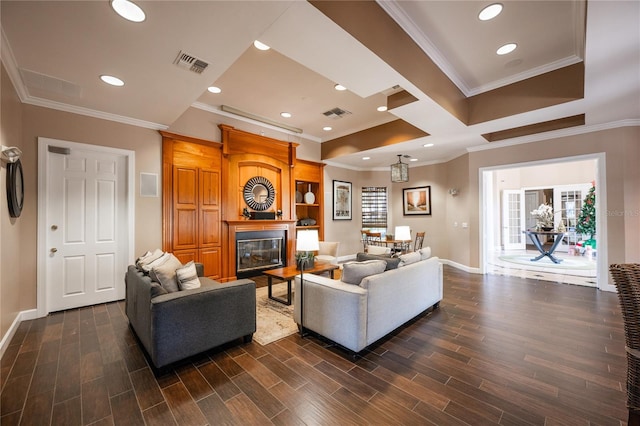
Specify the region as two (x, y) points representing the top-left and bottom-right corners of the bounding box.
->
(403, 186), (432, 216)
(333, 180), (352, 220)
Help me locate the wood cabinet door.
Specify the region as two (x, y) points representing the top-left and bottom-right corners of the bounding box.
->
(199, 169), (220, 247)
(173, 166), (198, 250)
(199, 247), (221, 279)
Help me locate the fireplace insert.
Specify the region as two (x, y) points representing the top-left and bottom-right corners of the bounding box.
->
(236, 230), (286, 278)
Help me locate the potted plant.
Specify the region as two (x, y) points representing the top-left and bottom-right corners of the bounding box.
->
(295, 251), (315, 270)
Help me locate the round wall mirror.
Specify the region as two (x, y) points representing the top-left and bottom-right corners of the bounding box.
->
(6, 159), (24, 218)
(243, 176), (275, 211)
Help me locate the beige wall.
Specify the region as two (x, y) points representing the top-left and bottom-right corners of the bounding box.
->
(1, 64), (26, 337)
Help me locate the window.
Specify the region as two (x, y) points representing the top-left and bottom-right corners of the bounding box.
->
(362, 186), (387, 232)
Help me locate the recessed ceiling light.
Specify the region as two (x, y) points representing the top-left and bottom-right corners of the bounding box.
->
(377, 106), (388, 112)
(323, 126), (332, 131)
(478, 3), (503, 21)
(280, 112), (292, 118)
(111, 0), (146, 22)
(423, 143), (434, 148)
(334, 84), (347, 91)
(497, 43), (517, 55)
(410, 158), (418, 162)
(207, 86), (221, 94)
(100, 75), (124, 87)
(253, 40), (270, 51)
(362, 157), (370, 160)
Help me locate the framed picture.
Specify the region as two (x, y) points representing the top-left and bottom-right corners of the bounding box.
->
(333, 180), (352, 220)
(403, 186), (432, 216)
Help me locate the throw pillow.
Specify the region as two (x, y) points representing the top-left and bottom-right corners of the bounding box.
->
(419, 247), (432, 260)
(150, 254), (183, 292)
(398, 251), (421, 267)
(367, 245), (391, 256)
(356, 252), (401, 270)
(341, 260), (386, 285)
(138, 249), (165, 272)
(176, 261), (201, 290)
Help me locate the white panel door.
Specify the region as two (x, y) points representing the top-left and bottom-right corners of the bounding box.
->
(553, 183), (592, 252)
(46, 144), (128, 312)
(502, 190), (526, 250)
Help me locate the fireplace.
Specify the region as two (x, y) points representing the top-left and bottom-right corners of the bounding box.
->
(236, 230), (286, 278)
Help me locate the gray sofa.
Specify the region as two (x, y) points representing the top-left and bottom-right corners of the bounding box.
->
(125, 264), (256, 368)
(294, 254), (442, 353)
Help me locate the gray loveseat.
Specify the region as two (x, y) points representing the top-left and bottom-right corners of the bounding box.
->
(294, 253), (442, 353)
(125, 264), (256, 368)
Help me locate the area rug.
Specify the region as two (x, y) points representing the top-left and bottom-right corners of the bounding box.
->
(499, 254), (596, 270)
(254, 282), (297, 345)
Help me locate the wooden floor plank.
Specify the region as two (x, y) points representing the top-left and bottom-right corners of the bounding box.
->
(0, 266), (629, 425)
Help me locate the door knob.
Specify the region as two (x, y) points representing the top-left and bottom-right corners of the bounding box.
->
(51, 225), (58, 231)
(50, 248), (58, 253)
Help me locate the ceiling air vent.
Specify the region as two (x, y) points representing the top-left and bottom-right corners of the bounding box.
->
(322, 107), (352, 119)
(174, 51), (209, 74)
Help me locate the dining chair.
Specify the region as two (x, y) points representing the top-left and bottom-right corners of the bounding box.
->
(362, 232), (383, 253)
(413, 232), (425, 251)
(610, 263), (640, 426)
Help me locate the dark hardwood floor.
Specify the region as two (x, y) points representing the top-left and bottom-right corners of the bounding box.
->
(0, 266), (629, 425)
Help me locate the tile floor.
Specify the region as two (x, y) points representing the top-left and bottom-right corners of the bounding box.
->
(486, 248), (598, 287)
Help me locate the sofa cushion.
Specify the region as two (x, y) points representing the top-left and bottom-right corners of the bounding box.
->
(367, 245), (391, 256)
(398, 251), (421, 267)
(356, 252), (401, 270)
(150, 282), (169, 298)
(176, 261), (201, 290)
(419, 247), (432, 260)
(150, 254), (183, 292)
(137, 248), (164, 272)
(341, 260), (387, 285)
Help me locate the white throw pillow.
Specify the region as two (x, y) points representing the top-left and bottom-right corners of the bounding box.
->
(418, 247), (432, 260)
(137, 248), (164, 272)
(150, 254), (183, 292)
(341, 260), (386, 285)
(367, 245), (391, 256)
(398, 251), (421, 267)
(176, 261), (201, 290)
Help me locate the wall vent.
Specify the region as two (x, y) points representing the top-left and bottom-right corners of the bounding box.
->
(322, 107), (352, 119)
(173, 51), (209, 74)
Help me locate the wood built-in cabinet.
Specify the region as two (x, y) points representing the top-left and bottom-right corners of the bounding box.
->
(161, 132), (222, 279)
(294, 159), (325, 240)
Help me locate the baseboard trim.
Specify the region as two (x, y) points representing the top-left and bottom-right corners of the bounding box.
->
(439, 259), (482, 274)
(0, 309), (38, 359)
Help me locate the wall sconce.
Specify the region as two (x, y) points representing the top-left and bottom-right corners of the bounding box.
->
(1, 146), (22, 163)
(448, 188), (459, 196)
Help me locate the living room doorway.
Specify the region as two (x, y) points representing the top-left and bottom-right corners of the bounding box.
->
(479, 153), (613, 292)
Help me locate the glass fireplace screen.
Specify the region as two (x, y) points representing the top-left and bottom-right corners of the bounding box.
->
(237, 237), (284, 274)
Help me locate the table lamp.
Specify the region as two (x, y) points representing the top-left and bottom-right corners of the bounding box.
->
(395, 226), (411, 253)
(296, 229), (319, 337)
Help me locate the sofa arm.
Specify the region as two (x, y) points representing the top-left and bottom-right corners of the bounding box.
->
(149, 279), (256, 367)
(294, 274), (368, 352)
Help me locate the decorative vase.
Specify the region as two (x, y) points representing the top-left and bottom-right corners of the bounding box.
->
(295, 191), (303, 203)
(541, 226), (554, 232)
(304, 184), (315, 204)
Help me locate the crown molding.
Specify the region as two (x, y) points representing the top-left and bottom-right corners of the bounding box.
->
(1, 27), (29, 103)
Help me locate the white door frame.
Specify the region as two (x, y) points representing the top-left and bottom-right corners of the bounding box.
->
(37, 137), (135, 317)
(479, 152), (612, 292)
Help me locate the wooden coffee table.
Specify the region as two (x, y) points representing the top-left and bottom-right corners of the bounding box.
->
(262, 260), (339, 305)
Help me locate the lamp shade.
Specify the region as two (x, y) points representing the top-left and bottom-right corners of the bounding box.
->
(297, 229), (319, 252)
(394, 226), (411, 241)
(390, 155), (409, 183)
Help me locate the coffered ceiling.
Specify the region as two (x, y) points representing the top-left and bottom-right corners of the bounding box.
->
(2, 1), (639, 169)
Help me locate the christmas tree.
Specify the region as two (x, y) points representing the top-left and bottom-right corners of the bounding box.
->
(576, 185), (596, 245)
